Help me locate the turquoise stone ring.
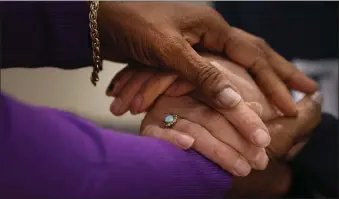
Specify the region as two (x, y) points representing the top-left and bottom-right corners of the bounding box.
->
(163, 113), (178, 128)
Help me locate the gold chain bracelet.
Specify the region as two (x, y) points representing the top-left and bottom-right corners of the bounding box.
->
(89, 1), (102, 86)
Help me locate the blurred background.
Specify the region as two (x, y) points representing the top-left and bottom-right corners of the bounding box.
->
(1, 1), (338, 134)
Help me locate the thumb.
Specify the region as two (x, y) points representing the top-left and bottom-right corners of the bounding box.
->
(294, 91), (323, 135)
(265, 91), (323, 158)
(160, 39), (242, 109)
(285, 138), (308, 161)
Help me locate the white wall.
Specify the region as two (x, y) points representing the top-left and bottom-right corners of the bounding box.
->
(1, 61), (144, 132)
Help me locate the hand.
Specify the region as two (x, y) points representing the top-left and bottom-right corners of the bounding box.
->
(227, 92), (323, 198)
(266, 92), (323, 159)
(227, 160), (292, 198)
(106, 65), (187, 115)
(141, 95), (269, 177)
(107, 54), (284, 148)
(99, 2), (317, 116)
(141, 92), (322, 185)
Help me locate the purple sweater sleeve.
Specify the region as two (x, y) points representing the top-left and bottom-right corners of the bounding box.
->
(0, 92), (231, 198)
(1, 2), (92, 69)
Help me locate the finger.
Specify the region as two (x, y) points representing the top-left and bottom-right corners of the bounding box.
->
(189, 61), (271, 148)
(194, 92), (271, 148)
(164, 79), (195, 97)
(106, 67), (135, 97)
(110, 71), (154, 116)
(147, 96), (268, 170)
(211, 100), (271, 153)
(264, 51), (318, 93)
(255, 67), (298, 116)
(232, 28), (318, 93)
(265, 91), (323, 158)
(223, 28), (298, 116)
(157, 37), (243, 110)
(141, 124), (195, 150)
(294, 91), (323, 134)
(131, 72), (178, 114)
(182, 106), (268, 170)
(174, 119), (252, 177)
(286, 139), (308, 161)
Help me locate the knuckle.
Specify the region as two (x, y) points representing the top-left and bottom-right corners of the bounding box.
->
(202, 5), (217, 14)
(156, 36), (191, 69)
(212, 145), (245, 172)
(224, 31), (242, 53)
(183, 123), (201, 139)
(254, 37), (268, 49)
(211, 144), (229, 166)
(190, 6), (223, 26)
(156, 35), (184, 57)
(266, 84), (286, 99)
(281, 69), (301, 84)
(246, 147), (262, 161)
(203, 7), (222, 20)
(211, 144), (221, 157)
(140, 125), (156, 137)
(251, 57), (270, 74)
(201, 144), (228, 168)
(236, 106), (261, 129)
(197, 63), (225, 95)
(243, 115), (259, 128)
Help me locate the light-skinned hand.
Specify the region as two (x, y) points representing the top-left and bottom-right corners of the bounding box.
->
(141, 92), (322, 178)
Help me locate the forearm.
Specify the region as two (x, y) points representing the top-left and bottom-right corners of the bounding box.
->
(1, 2), (92, 69)
(0, 92), (231, 198)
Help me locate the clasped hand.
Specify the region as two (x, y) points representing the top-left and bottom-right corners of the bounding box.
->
(106, 54), (322, 177)
(98, 2), (318, 154)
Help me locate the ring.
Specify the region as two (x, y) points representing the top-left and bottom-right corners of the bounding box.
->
(163, 113), (178, 128)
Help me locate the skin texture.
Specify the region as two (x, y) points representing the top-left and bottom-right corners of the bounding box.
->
(106, 53), (322, 180)
(227, 93), (323, 197)
(99, 2), (317, 114)
(142, 91), (322, 198)
(107, 53), (278, 120)
(98, 2), (318, 149)
(194, 53), (279, 121)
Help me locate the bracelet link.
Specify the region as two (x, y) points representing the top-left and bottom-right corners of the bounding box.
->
(89, 1), (102, 86)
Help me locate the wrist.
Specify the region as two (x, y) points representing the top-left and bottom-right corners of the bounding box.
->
(227, 161), (292, 198)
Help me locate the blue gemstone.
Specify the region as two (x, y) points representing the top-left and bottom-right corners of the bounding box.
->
(164, 115), (174, 123)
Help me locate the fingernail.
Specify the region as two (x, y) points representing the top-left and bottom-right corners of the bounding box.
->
(111, 98), (123, 114)
(106, 83), (115, 96)
(234, 158), (251, 176)
(131, 94), (143, 115)
(253, 150), (269, 170)
(175, 134), (195, 149)
(311, 91), (323, 105)
(217, 87), (242, 108)
(252, 129), (271, 147)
